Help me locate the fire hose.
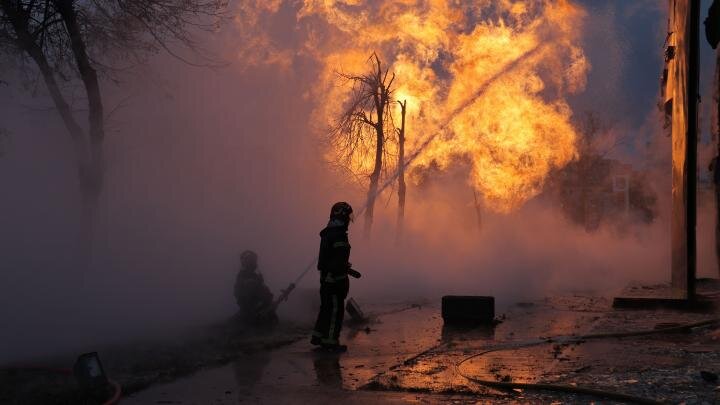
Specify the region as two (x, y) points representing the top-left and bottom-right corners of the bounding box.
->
(103, 379), (122, 405)
(268, 259), (361, 313)
(454, 318), (720, 404)
(268, 257), (318, 311)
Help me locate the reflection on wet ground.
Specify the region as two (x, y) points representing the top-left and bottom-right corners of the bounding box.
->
(312, 353), (342, 388)
(123, 293), (720, 404)
(123, 302), (450, 404)
(232, 351), (271, 395)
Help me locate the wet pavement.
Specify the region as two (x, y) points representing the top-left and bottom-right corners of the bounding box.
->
(123, 302), (455, 404)
(123, 293), (720, 404)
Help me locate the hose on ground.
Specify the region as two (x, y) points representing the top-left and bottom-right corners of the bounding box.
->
(103, 379), (122, 405)
(455, 317), (720, 404)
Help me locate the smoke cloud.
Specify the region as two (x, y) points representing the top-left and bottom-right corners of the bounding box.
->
(0, 0), (717, 365)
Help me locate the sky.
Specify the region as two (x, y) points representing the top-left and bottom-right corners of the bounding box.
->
(0, 0), (718, 363)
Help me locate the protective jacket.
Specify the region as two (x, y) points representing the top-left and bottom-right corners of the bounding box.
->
(317, 219), (351, 283)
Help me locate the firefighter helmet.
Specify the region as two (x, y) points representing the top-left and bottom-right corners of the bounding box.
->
(330, 201), (354, 222)
(240, 250), (258, 269)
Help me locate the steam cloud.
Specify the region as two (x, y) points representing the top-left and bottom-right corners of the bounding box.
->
(0, 1), (717, 365)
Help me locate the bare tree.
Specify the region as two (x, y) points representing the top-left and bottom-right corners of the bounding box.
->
(331, 53), (395, 238)
(395, 99), (406, 243)
(0, 0), (226, 203)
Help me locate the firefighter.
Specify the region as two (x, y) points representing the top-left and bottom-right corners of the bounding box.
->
(311, 202), (355, 352)
(234, 250), (278, 326)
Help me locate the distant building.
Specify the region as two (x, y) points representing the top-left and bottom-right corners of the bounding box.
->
(546, 156), (656, 231)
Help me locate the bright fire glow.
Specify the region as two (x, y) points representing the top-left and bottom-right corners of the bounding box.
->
(237, 0), (589, 213)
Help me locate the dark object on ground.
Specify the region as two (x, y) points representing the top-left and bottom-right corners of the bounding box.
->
(73, 352), (118, 403)
(441, 296), (494, 325)
(346, 297), (366, 322)
(701, 370), (718, 382)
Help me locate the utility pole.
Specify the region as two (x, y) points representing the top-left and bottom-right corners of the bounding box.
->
(669, 0), (700, 300)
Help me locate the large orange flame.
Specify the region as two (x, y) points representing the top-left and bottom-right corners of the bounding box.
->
(237, 0), (589, 213)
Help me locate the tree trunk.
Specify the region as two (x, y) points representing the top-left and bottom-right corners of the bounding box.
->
(56, 0), (105, 273)
(1, 1), (103, 202)
(1, 1), (93, 181)
(364, 122), (384, 239)
(55, 0), (105, 201)
(395, 100), (407, 244)
(364, 78), (385, 239)
(1, 0), (98, 268)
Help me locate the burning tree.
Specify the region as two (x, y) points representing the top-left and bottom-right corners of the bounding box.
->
(330, 53), (396, 238)
(0, 0), (226, 203)
(236, 0), (589, 233)
(395, 99), (407, 243)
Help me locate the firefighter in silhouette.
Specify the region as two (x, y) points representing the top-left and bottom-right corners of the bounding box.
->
(234, 250), (278, 326)
(311, 202), (361, 352)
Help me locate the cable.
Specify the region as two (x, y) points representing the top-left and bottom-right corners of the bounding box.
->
(455, 317), (720, 404)
(103, 379), (122, 405)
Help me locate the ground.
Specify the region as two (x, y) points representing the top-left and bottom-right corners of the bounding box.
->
(3, 283), (720, 404)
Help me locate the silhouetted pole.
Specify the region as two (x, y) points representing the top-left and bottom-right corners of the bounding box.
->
(715, 49), (720, 278)
(687, 0), (699, 300)
(706, 0), (720, 278)
(669, 0), (699, 300)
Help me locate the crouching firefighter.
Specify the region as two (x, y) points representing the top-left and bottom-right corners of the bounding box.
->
(311, 202), (358, 352)
(234, 250), (278, 326)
